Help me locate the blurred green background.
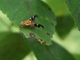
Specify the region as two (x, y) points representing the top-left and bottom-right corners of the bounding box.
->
(0, 0), (80, 60)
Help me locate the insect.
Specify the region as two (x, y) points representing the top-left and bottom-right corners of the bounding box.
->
(20, 15), (44, 28)
(20, 0), (46, 45)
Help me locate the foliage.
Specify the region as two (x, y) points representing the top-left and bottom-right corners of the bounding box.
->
(56, 15), (74, 39)
(66, 0), (80, 30)
(0, 0), (80, 60)
(0, 33), (31, 60)
(0, 0), (56, 45)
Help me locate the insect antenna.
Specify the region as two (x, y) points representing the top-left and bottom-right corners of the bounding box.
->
(26, 0), (32, 17)
(26, 0), (38, 21)
(26, 0), (44, 28)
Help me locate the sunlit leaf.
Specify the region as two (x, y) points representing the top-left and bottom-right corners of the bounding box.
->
(0, 11), (11, 32)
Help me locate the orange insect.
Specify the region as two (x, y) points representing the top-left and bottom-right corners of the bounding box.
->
(20, 19), (34, 27)
(20, 15), (44, 28)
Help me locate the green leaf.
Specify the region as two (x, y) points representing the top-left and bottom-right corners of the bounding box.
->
(66, 0), (80, 30)
(26, 38), (75, 60)
(0, 0), (56, 45)
(0, 32), (9, 40)
(73, 54), (80, 60)
(56, 15), (74, 39)
(0, 32), (31, 60)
